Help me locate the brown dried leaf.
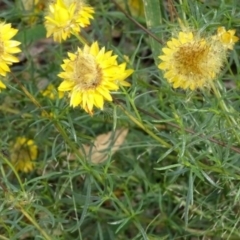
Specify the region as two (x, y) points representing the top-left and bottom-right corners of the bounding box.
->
(67, 128), (128, 164)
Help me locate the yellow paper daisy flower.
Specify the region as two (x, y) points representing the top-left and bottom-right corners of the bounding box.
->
(215, 26), (239, 50)
(10, 137), (38, 173)
(58, 41), (134, 114)
(0, 22), (21, 90)
(158, 31), (227, 90)
(44, 0), (94, 42)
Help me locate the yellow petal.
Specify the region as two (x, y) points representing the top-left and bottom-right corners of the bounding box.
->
(70, 90), (82, 107)
(89, 42), (99, 56)
(58, 81), (74, 91)
(162, 48), (172, 55)
(93, 93), (104, 109)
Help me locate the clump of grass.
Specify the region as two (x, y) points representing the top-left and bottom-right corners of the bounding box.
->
(1, 0), (240, 239)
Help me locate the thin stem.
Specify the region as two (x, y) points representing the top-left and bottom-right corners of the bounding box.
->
(120, 86), (142, 121)
(74, 33), (90, 45)
(0, 154), (25, 192)
(116, 101), (171, 148)
(20, 206), (52, 240)
(3, 190), (52, 240)
(112, 0), (163, 45)
(210, 81), (240, 145)
(139, 106), (240, 154)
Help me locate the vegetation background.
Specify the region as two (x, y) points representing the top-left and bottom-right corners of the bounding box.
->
(1, 0), (240, 239)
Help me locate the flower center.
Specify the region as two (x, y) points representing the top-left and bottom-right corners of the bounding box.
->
(174, 41), (210, 78)
(73, 53), (102, 90)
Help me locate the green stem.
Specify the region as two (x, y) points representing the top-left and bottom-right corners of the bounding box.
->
(117, 102), (171, 148)
(0, 155), (24, 192)
(73, 33), (90, 45)
(210, 82), (240, 145)
(120, 86), (142, 121)
(20, 206), (52, 240)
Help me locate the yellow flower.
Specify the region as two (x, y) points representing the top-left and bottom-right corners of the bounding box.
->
(10, 137), (38, 173)
(0, 22), (21, 90)
(215, 26), (239, 50)
(158, 31), (226, 90)
(41, 84), (64, 99)
(58, 42), (134, 115)
(44, 0), (94, 42)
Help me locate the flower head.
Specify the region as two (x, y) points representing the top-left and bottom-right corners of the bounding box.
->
(44, 0), (94, 42)
(215, 26), (239, 50)
(158, 31), (226, 90)
(58, 42), (134, 114)
(10, 137), (38, 173)
(0, 22), (21, 90)
(41, 83), (64, 99)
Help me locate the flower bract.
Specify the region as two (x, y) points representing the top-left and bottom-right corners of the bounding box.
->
(0, 22), (21, 90)
(44, 0), (94, 42)
(10, 137), (38, 173)
(58, 41), (134, 114)
(158, 31), (227, 90)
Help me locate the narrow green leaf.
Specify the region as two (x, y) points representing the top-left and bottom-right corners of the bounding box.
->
(142, 0), (162, 64)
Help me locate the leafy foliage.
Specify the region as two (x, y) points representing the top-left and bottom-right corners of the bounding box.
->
(1, 0), (240, 239)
